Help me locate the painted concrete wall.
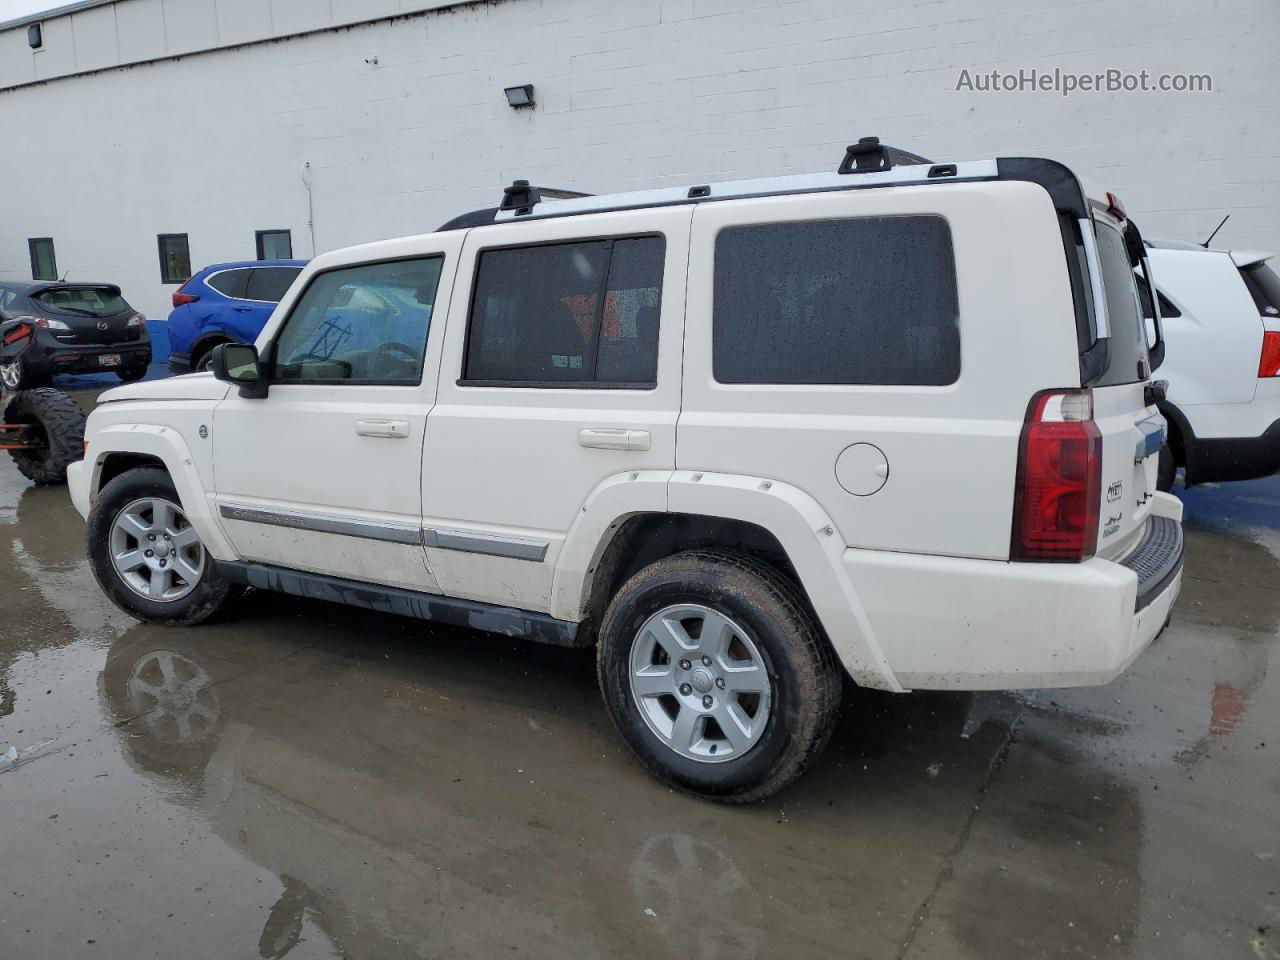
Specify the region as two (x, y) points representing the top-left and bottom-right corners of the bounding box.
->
(1, 0), (1277, 326)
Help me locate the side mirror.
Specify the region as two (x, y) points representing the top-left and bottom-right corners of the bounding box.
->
(210, 342), (268, 399)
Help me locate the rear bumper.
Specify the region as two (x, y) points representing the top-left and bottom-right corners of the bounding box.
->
(19, 332), (151, 377)
(1188, 418), (1280, 484)
(845, 493), (1184, 691)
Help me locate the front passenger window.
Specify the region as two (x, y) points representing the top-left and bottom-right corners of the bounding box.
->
(271, 257), (443, 384)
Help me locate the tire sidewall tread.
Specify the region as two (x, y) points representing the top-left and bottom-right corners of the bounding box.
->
(597, 549), (841, 803)
(87, 467), (231, 625)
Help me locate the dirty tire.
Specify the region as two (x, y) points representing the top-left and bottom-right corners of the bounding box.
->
(597, 550), (841, 803)
(1156, 443), (1176, 492)
(116, 363), (148, 383)
(87, 467), (233, 625)
(4, 388), (86, 485)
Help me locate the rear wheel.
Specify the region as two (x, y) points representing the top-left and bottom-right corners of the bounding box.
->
(116, 363), (148, 383)
(3, 388), (86, 484)
(0, 356), (50, 391)
(597, 550), (841, 802)
(87, 467), (233, 624)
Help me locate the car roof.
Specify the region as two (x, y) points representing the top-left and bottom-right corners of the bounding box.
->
(1, 280), (121, 294)
(1147, 240), (1275, 267)
(199, 259), (308, 274)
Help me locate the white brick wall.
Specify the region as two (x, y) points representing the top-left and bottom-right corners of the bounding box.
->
(1, 0), (1277, 324)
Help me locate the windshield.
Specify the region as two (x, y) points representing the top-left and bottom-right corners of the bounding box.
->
(1093, 221), (1150, 385)
(1240, 261), (1280, 317)
(34, 286), (131, 318)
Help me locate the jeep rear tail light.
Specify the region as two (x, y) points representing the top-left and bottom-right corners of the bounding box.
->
(172, 281), (198, 309)
(1259, 332), (1280, 378)
(1011, 389), (1102, 562)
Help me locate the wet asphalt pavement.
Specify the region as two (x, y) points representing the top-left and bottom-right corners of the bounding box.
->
(2, 387), (1278, 960)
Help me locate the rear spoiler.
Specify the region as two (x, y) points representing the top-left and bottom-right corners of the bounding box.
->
(28, 282), (122, 296)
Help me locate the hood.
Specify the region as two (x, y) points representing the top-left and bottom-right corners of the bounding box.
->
(98, 372), (231, 404)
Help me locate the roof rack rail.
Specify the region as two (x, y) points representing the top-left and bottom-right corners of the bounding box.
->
(500, 180), (594, 215)
(837, 137), (932, 175)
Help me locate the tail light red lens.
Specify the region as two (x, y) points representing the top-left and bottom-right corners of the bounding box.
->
(2, 323), (32, 345)
(172, 282), (198, 309)
(1259, 331), (1280, 378)
(1011, 389), (1102, 562)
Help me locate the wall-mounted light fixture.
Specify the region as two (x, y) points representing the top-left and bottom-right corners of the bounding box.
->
(28, 23), (42, 49)
(504, 84), (535, 109)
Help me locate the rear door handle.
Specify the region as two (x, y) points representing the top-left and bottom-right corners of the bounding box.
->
(577, 428), (651, 451)
(356, 419), (409, 439)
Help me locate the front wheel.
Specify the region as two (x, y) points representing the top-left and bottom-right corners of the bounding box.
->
(87, 467), (233, 625)
(597, 550), (841, 803)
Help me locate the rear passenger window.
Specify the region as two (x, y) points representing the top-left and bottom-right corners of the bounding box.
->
(208, 269), (250, 299)
(246, 267), (300, 303)
(463, 236), (664, 386)
(712, 216), (959, 385)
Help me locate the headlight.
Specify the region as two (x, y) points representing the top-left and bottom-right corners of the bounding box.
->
(127, 313), (146, 327)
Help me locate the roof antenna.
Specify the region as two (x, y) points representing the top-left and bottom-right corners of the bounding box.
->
(60, 268), (68, 281)
(1201, 214), (1230, 249)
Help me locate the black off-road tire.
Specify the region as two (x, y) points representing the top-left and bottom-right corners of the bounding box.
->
(597, 550), (842, 803)
(87, 467), (233, 625)
(4, 388), (86, 485)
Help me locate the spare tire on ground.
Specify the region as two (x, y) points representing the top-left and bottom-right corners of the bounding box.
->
(3, 388), (87, 485)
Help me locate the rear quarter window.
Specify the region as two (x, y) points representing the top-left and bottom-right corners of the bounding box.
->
(208, 269), (250, 299)
(711, 216), (959, 385)
(1092, 222), (1150, 385)
(1240, 262), (1280, 317)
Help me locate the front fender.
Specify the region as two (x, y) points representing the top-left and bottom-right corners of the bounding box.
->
(551, 469), (903, 692)
(84, 423), (238, 561)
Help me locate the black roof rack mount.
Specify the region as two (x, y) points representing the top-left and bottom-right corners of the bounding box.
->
(837, 137), (932, 175)
(499, 180), (593, 216)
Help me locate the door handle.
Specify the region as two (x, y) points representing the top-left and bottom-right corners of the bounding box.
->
(577, 428), (651, 451)
(356, 419), (409, 439)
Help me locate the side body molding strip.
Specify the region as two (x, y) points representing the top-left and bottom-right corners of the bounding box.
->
(218, 503), (421, 545)
(218, 503), (551, 562)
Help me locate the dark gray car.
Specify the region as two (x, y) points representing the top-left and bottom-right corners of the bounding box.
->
(0, 281), (151, 389)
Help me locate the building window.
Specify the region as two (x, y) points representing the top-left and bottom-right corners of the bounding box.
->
(28, 238), (57, 281)
(256, 230), (293, 261)
(157, 234), (191, 284)
(462, 235), (664, 386)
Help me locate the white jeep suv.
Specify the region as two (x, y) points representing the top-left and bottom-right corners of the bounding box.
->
(69, 142), (1185, 801)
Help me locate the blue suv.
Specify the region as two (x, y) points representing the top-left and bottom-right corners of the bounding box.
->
(167, 260), (307, 374)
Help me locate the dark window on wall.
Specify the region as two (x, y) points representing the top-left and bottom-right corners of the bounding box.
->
(462, 235), (664, 386)
(256, 230), (293, 261)
(157, 234), (191, 284)
(712, 216), (960, 385)
(28, 238), (57, 281)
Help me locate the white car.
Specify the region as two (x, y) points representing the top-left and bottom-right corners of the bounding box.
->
(68, 142), (1184, 801)
(1142, 241), (1280, 489)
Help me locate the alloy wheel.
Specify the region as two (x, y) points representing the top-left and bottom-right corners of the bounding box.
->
(628, 604), (773, 763)
(108, 497), (205, 602)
